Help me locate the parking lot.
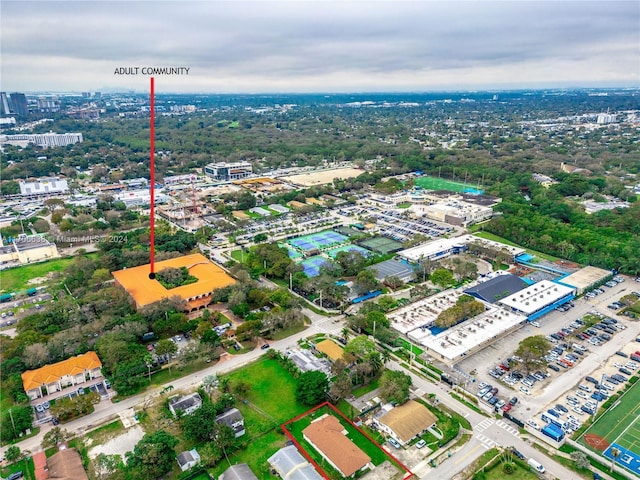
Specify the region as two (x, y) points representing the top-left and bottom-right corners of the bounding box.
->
(458, 276), (640, 416)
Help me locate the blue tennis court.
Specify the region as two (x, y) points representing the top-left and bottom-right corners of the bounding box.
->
(286, 230), (349, 252)
(300, 256), (330, 277)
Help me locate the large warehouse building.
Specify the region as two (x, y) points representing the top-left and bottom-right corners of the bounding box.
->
(497, 280), (576, 321)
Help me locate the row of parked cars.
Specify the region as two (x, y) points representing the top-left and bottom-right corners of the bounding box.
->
(476, 381), (519, 412)
(585, 276), (625, 299)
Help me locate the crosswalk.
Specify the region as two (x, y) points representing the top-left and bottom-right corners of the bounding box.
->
(496, 420), (519, 436)
(475, 433), (497, 449)
(474, 418), (495, 432)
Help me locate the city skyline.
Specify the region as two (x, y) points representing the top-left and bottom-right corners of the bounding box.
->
(1, 1), (638, 93)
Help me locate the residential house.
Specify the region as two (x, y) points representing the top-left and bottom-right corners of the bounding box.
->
(374, 400), (437, 445)
(177, 449), (200, 472)
(21, 352), (103, 401)
(219, 463), (259, 480)
(302, 415), (371, 477)
(169, 393), (203, 417)
(267, 445), (323, 480)
(46, 447), (89, 479)
(215, 408), (245, 438)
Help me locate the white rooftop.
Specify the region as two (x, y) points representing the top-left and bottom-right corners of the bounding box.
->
(498, 280), (575, 315)
(398, 236), (469, 262)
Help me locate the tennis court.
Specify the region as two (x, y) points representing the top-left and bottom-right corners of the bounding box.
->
(359, 236), (404, 255)
(415, 175), (483, 194)
(287, 230), (349, 252)
(300, 256), (330, 277)
(279, 243), (303, 259)
(326, 245), (371, 258)
(579, 378), (640, 476)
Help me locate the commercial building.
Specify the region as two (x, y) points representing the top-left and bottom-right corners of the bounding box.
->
(464, 273), (528, 304)
(19, 177), (69, 197)
(115, 189), (170, 208)
(302, 415), (371, 477)
(397, 236), (468, 263)
(498, 280), (576, 320)
(374, 400), (437, 445)
(267, 445), (323, 480)
(21, 352), (103, 400)
(561, 266), (612, 295)
(1, 133), (83, 148)
(0, 234), (60, 267)
(366, 258), (415, 283)
(10, 92), (28, 117)
(112, 253), (236, 311)
(205, 161), (253, 182)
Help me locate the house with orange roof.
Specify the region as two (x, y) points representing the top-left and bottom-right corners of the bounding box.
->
(21, 352), (103, 400)
(302, 414), (371, 477)
(112, 253), (236, 312)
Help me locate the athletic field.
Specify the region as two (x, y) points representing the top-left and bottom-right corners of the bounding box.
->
(578, 378), (640, 476)
(415, 175), (483, 194)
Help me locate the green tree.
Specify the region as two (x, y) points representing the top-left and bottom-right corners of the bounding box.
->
(42, 427), (72, 449)
(295, 370), (329, 406)
(354, 269), (380, 295)
(5, 445), (20, 463)
(125, 430), (178, 480)
(430, 268), (455, 288)
(514, 335), (551, 374)
(570, 451), (590, 470)
(379, 370), (412, 404)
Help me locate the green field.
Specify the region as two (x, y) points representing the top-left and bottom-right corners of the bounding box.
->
(0, 253), (98, 293)
(223, 357), (308, 424)
(208, 357), (309, 478)
(579, 377), (640, 462)
(415, 175), (483, 194)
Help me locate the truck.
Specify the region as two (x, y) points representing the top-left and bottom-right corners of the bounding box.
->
(527, 457), (546, 473)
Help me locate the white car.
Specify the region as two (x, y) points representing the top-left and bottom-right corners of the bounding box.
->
(614, 362), (624, 368)
(526, 420), (540, 430)
(519, 386), (531, 395)
(576, 390), (588, 399)
(531, 321), (541, 328)
(572, 406), (585, 415)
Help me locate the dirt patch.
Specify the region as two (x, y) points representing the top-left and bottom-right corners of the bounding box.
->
(584, 433), (609, 451)
(284, 168), (364, 186)
(88, 425), (144, 459)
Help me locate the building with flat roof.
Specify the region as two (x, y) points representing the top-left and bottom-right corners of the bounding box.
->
(0, 234), (59, 268)
(498, 280), (576, 320)
(397, 236), (468, 263)
(112, 253), (236, 311)
(302, 415), (371, 477)
(366, 258), (415, 283)
(2, 133), (82, 148)
(559, 266), (612, 295)
(205, 161), (253, 182)
(464, 273), (528, 304)
(21, 352), (103, 400)
(374, 400), (437, 445)
(19, 177), (69, 196)
(267, 445), (323, 480)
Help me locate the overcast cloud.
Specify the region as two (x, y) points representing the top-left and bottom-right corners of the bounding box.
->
(1, 1), (638, 93)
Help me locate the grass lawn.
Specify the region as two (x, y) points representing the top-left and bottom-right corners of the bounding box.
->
(229, 249), (246, 263)
(483, 462), (538, 480)
(209, 429), (286, 479)
(271, 322), (308, 340)
(396, 338), (424, 356)
(223, 357), (308, 423)
(85, 419), (124, 444)
(473, 231), (561, 262)
(0, 253), (98, 293)
(352, 378), (380, 398)
(1, 457), (35, 480)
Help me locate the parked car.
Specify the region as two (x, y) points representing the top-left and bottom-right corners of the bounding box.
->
(509, 397), (518, 405)
(388, 438), (401, 449)
(416, 439), (427, 449)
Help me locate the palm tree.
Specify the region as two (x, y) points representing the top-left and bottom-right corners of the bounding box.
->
(610, 447), (621, 472)
(381, 349), (391, 365)
(202, 375), (218, 399)
(341, 327), (351, 344)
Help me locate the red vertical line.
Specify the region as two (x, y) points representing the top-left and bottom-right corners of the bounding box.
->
(149, 77), (156, 278)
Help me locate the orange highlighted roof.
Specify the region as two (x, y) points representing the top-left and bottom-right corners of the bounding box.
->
(315, 339), (344, 362)
(21, 352), (102, 392)
(112, 253), (236, 309)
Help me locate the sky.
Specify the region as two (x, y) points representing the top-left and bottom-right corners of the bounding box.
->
(1, 0), (638, 93)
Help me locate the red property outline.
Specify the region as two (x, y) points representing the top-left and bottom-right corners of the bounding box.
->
(280, 401), (413, 479)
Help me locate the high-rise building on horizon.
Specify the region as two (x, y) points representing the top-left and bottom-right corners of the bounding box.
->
(0, 92), (13, 116)
(10, 93), (28, 117)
